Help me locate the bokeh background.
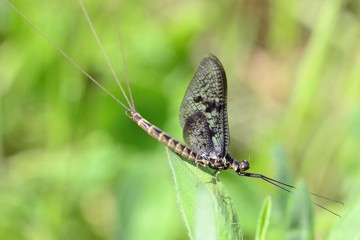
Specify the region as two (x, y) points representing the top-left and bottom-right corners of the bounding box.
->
(1, 0), (359, 239)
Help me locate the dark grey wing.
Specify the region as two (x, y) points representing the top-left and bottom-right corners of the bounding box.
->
(182, 111), (215, 157)
(179, 54), (229, 158)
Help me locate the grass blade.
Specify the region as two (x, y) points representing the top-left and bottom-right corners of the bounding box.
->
(255, 196), (272, 240)
(286, 181), (314, 240)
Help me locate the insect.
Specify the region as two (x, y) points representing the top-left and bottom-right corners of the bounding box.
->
(6, 0), (342, 218)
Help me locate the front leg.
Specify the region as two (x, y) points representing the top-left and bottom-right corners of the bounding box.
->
(215, 169), (222, 182)
(195, 159), (208, 168)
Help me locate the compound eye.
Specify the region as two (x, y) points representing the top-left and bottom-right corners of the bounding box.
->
(240, 160), (250, 171)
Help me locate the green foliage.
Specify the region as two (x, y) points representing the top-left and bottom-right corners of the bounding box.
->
(255, 196), (271, 240)
(1, 0), (360, 239)
(328, 201), (360, 240)
(285, 182), (314, 240)
(167, 150), (241, 240)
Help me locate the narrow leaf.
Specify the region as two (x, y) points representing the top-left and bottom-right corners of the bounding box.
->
(286, 181), (314, 240)
(255, 196), (272, 240)
(166, 149), (242, 240)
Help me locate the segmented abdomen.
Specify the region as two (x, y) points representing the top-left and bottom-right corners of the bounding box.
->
(131, 111), (199, 162)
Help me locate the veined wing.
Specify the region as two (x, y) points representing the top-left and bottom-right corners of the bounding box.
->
(179, 54), (229, 159)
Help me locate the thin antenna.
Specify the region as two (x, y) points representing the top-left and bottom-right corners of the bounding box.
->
(78, 0), (135, 111)
(240, 172), (343, 218)
(6, 0), (132, 113)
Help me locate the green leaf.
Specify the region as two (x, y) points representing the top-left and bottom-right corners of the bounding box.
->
(328, 201), (360, 240)
(166, 149), (242, 240)
(255, 196), (272, 240)
(286, 181), (314, 240)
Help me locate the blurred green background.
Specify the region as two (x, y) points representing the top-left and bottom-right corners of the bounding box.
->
(1, 0), (360, 239)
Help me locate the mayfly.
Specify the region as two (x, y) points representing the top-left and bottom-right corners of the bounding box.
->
(6, 0), (342, 217)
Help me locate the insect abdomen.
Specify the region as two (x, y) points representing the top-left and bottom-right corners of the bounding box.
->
(131, 112), (198, 161)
